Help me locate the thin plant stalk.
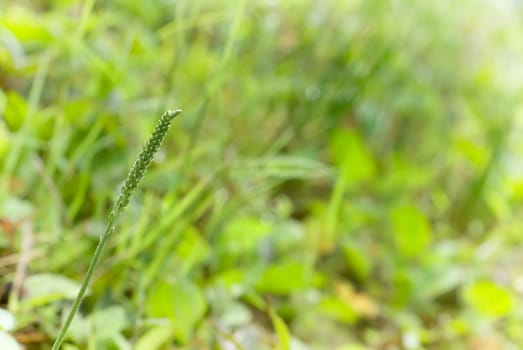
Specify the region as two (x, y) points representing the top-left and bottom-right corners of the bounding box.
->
(51, 109), (182, 350)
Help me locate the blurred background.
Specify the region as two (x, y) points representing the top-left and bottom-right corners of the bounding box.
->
(1, 0), (523, 349)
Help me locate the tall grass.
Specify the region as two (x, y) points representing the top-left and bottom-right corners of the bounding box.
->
(51, 110), (181, 350)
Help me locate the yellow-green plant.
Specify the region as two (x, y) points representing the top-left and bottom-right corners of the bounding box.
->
(51, 109), (182, 350)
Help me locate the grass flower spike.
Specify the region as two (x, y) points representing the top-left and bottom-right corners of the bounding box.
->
(110, 109), (182, 222)
(51, 109), (182, 350)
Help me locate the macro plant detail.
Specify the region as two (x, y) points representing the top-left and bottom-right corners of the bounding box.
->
(51, 109), (182, 350)
(1, 0), (522, 348)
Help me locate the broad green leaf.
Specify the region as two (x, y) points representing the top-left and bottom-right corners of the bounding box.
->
(319, 297), (358, 324)
(112, 333), (133, 350)
(63, 100), (91, 124)
(218, 302), (252, 328)
(390, 204), (431, 258)
(3, 197), (33, 222)
(378, 155), (432, 193)
(271, 220), (306, 251)
(329, 129), (375, 186)
(218, 216), (272, 254)
(256, 262), (310, 294)
(23, 274), (82, 307)
(464, 281), (514, 317)
(454, 137), (488, 170)
(4, 91), (27, 131)
(135, 325), (173, 350)
(0, 90), (5, 114)
(67, 312), (89, 343)
(88, 305), (128, 340)
(269, 307), (291, 350)
(63, 345), (81, 350)
(393, 270), (412, 307)
(485, 190), (511, 221)
(145, 278), (207, 343)
(1, 17), (53, 44)
(212, 268), (247, 296)
(413, 265), (464, 301)
(175, 226), (210, 274)
(0, 122), (9, 159)
(342, 242), (371, 282)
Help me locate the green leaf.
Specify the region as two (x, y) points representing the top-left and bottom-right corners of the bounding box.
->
(256, 262), (310, 295)
(135, 326), (173, 350)
(62, 345), (81, 350)
(2, 197), (33, 222)
(4, 91), (27, 131)
(0, 90), (5, 114)
(0, 121), (9, 160)
(67, 312), (89, 343)
(392, 269), (412, 307)
(269, 307), (291, 350)
(342, 242), (371, 282)
(218, 302), (252, 328)
(413, 265), (464, 302)
(88, 305), (128, 340)
(464, 280), (514, 317)
(454, 137), (488, 170)
(211, 268), (247, 295)
(329, 129), (375, 187)
(218, 216), (272, 254)
(1, 17), (53, 44)
(175, 226), (210, 274)
(145, 278), (207, 343)
(319, 297), (358, 324)
(23, 274), (82, 307)
(390, 204), (431, 258)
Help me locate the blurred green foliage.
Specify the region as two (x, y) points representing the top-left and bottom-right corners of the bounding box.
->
(1, 0), (523, 349)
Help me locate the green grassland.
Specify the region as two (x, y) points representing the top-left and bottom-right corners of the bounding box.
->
(1, 0), (523, 349)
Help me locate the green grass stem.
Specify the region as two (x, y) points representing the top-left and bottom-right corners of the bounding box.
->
(51, 109), (182, 350)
